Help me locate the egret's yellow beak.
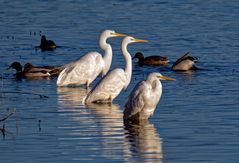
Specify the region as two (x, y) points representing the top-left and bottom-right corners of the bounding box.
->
(158, 75), (175, 81)
(114, 33), (127, 37)
(134, 38), (149, 43)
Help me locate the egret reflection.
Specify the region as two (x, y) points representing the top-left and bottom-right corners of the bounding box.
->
(86, 103), (124, 160)
(57, 87), (90, 108)
(86, 103), (123, 120)
(123, 119), (163, 163)
(57, 100), (124, 161)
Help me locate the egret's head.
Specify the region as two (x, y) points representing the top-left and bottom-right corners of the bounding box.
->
(148, 72), (175, 81)
(102, 30), (127, 39)
(123, 36), (148, 45)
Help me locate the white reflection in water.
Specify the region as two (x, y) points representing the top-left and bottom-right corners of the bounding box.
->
(57, 88), (125, 160)
(57, 87), (90, 108)
(57, 88), (162, 162)
(84, 103), (124, 159)
(123, 119), (163, 163)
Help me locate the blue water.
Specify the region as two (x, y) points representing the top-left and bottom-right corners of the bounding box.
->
(0, 0), (239, 162)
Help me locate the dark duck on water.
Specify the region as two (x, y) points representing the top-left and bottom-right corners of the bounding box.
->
(9, 62), (62, 78)
(133, 52), (169, 66)
(40, 35), (57, 51)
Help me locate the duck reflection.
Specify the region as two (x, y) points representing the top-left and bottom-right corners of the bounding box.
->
(174, 69), (195, 76)
(57, 87), (90, 108)
(123, 119), (163, 163)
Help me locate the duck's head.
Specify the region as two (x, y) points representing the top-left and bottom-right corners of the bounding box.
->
(24, 63), (34, 69)
(9, 62), (23, 72)
(133, 52), (145, 60)
(41, 35), (47, 42)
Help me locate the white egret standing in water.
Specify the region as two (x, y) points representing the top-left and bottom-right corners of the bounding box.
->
(57, 30), (126, 87)
(124, 72), (175, 120)
(83, 36), (148, 104)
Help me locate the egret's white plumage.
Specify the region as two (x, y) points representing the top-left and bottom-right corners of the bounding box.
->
(123, 72), (175, 120)
(83, 36), (148, 104)
(57, 30), (126, 87)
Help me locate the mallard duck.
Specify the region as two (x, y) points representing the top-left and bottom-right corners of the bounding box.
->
(172, 52), (198, 71)
(133, 52), (169, 65)
(39, 35), (57, 50)
(24, 63), (62, 76)
(9, 62), (62, 78)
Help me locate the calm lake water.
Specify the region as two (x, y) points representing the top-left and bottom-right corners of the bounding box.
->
(1, 0), (239, 162)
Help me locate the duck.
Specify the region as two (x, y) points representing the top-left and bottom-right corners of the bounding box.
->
(171, 52), (198, 71)
(132, 52), (169, 66)
(9, 62), (61, 78)
(39, 35), (57, 50)
(24, 63), (63, 76)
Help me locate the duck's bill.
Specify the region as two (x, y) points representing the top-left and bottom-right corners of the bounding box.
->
(114, 33), (127, 37)
(158, 75), (175, 81)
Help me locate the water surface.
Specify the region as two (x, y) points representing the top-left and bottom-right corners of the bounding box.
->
(0, 0), (239, 162)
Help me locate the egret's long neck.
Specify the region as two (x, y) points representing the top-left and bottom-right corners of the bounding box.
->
(99, 36), (112, 75)
(122, 41), (132, 89)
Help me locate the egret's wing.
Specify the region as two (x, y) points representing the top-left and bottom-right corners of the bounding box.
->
(124, 81), (150, 118)
(57, 61), (87, 85)
(57, 52), (103, 86)
(87, 69), (126, 102)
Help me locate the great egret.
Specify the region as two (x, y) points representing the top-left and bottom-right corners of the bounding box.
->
(40, 35), (57, 50)
(57, 30), (126, 87)
(83, 36), (148, 104)
(133, 52), (169, 65)
(8, 62), (52, 78)
(172, 52), (198, 71)
(123, 72), (175, 120)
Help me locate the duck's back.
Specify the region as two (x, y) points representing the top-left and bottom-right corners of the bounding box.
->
(143, 56), (168, 65)
(172, 52), (197, 71)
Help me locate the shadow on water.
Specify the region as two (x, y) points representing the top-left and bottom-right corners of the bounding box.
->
(123, 119), (163, 163)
